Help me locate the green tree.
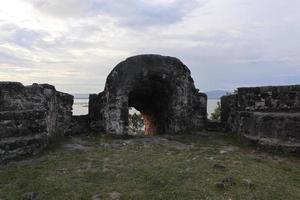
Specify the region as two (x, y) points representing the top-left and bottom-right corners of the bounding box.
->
(210, 101), (221, 121)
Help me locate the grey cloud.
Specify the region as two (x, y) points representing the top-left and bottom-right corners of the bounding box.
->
(0, 51), (25, 64)
(0, 23), (48, 48)
(91, 0), (201, 28)
(1, 0), (300, 93)
(12, 28), (48, 48)
(28, 0), (203, 28)
(27, 0), (92, 18)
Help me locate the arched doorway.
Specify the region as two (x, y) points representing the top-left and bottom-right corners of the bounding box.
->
(127, 74), (174, 135)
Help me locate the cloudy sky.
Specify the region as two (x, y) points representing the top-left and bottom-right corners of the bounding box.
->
(0, 0), (299, 93)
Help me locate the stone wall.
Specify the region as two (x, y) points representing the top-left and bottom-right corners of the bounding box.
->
(0, 82), (73, 162)
(221, 85), (300, 153)
(70, 115), (90, 135)
(88, 92), (106, 132)
(237, 86), (300, 112)
(221, 95), (238, 132)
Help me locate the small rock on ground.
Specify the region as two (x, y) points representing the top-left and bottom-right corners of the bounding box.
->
(22, 192), (38, 200)
(92, 193), (102, 200)
(219, 146), (238, 154)
(213, 164), (226, 170)
(108, 192), (121, 200)
(242, 179), (255, 189)
(215, 182), (225, 189)
(215, 175), (235, 189)
(221, 175), (235, 186)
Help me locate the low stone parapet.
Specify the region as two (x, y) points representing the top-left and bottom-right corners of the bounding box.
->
(221, 85), (300, 154)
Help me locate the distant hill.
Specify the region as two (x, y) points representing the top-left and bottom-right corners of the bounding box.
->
(205, 90), (229, 99)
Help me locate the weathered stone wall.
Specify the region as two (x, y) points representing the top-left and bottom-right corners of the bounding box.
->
(88, 92), (106, 132)
(0, 82), (73, 161)
(89, 55), (207, 136)
(237, 86), (300, 112)
(221, 85), (300, 153)
(221, 95), (238, 132)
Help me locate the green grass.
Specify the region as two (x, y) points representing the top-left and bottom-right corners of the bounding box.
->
(0, 132), (299, 200)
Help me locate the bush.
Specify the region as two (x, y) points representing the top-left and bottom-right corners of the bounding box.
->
(129, 113), (144, 135)
(210, 101), (221, 121)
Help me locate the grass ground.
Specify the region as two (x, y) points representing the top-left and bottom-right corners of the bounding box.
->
(0, 132), (299, 200)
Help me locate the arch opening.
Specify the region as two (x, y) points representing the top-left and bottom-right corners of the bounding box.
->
(127, 76), (174, 135)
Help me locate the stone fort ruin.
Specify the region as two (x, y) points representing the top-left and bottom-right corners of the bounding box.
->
(88, 55), (207, 136)
(0, 54), (299, 162)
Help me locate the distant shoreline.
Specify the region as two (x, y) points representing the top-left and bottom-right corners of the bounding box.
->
(73, 91), (227, 100)
(73, 98), (219, 117)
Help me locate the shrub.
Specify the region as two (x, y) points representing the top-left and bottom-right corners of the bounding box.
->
(210, 101), (221, 121)
(129, 113), (144, 135)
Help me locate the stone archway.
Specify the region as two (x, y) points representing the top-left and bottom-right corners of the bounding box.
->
(89, 55), (207, 136)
